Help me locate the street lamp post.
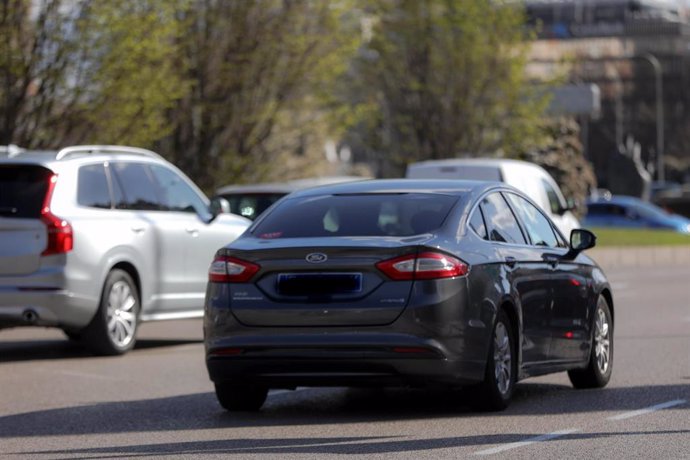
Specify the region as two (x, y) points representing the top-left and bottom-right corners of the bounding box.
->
(640, 53), (664, 183)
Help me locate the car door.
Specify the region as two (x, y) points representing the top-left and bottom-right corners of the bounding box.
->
(71, 162), (156, 310)
(110, 161), (192, 312)
(479, 192), (553, 366)
(149, 164), (248, 314)
(504, 192), (589, 364)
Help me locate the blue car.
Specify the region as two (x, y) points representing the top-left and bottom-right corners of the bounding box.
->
(584, 195), (690, 233)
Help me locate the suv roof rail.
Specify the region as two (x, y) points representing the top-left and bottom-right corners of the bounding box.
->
(55, 145), (163, 161)
(0, 144), (25, 158)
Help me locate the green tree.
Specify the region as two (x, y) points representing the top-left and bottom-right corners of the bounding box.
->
(351, 0), (548, 176)
(161, 0), (360, 191)
(69, 0), (186, 147)
(0, 0), (185, 149)
(0, 0), (77, 147)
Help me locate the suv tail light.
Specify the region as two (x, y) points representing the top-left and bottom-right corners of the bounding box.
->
(376, 252), (468, 280)
(41, 174), (73, 256)
(209, 255), (260, 283)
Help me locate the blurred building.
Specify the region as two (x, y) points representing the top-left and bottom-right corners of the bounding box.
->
(526, 0), (690, 195)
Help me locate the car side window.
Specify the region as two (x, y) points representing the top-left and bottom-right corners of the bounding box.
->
(109, 162), (164, 210)
(77, 164), (111, 209)
(505, 192), (559, 248)
(480, 193), (527, 245)
(149, 164), (209, 216)
(469, 206), (488, 239)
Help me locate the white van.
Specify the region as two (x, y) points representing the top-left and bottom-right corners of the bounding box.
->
(405, 158), (580, 237)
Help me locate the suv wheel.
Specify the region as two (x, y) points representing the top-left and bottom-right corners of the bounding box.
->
(82, 269), (140, 356)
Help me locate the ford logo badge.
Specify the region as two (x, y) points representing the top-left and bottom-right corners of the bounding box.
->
(306, 253), (327, 263)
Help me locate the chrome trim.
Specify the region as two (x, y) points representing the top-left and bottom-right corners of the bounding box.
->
(56, 145), (162, 160)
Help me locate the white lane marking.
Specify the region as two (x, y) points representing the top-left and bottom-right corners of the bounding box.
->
(607, 399), (687, 421)
(474, 429), (579, 456)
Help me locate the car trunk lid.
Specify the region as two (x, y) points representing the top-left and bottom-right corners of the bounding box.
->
(221, 236), (428, 327)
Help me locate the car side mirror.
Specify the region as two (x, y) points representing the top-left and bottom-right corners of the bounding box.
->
(209, 196), (230, 221)
(570, 229), (596, 252)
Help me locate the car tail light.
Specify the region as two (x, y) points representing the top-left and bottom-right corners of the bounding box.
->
(208, 255), (260, 283)
(40, 174), (73, 256)
(376, 252), (468, 280)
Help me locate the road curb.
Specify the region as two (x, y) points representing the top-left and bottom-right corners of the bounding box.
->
(587, 245), (690, 270)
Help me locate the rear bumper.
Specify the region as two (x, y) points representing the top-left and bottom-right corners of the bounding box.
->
(205, 326), (490, 388)
(0, 289), (97, 328)
(0, 261), (100, 329)
(206, 337), (484, 388)
(207, 351), (485, 388)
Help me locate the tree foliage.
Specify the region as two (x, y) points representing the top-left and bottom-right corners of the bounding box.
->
(350, 0), (548, 176)
(0, 0), (185, 148)
(161, 0), (360, 191)
(0, 0), (76, 146)
(73, 0), (187, 147)
(2, 0), (555, 192)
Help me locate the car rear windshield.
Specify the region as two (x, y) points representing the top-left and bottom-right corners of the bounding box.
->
(251, 193), (458, 238)
(0, 165), (52, 218)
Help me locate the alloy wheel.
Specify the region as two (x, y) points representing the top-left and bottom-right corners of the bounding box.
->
(493, 322), (512, 395)
(106, 280), (137, 348)
(594, 307), (611, 375)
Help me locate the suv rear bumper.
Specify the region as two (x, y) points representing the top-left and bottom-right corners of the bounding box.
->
(0, 287), (97, 329)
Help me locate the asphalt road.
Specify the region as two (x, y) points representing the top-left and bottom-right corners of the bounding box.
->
(1, 264), (688, 459)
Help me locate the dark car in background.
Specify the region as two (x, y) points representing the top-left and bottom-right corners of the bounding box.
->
(584, 195), (690, 234)
(204, 180), (614, 412)
(214, 176), (368, 221)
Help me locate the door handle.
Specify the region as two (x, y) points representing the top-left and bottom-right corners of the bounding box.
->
(186, 227), (200, 237)
(505, 256), (517, 268)
(130, 226), (145, 234)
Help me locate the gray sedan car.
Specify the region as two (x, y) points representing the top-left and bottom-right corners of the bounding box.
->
(1, 145), (250, 355)
(204, 180), (613, 411)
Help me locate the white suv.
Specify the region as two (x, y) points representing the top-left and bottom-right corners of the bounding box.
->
(0, 145), (250, 355)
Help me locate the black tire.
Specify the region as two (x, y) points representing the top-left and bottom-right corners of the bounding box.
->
(81, 269), (140, 356)
(62, 329), (82, 342)
(568, 296), (613, 389)
(215, 383), (268, 411)
(472, 309), (517, 411)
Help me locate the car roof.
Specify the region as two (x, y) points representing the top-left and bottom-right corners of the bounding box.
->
(287, 179), (507, 198)
(408, 158), (538, 169)
(0, 145), (163, 168)
(215, 176), (371, 195)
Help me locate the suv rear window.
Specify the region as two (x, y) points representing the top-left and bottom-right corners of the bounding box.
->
(252, 193), (458, 238)
(0, 165), (52, 218)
